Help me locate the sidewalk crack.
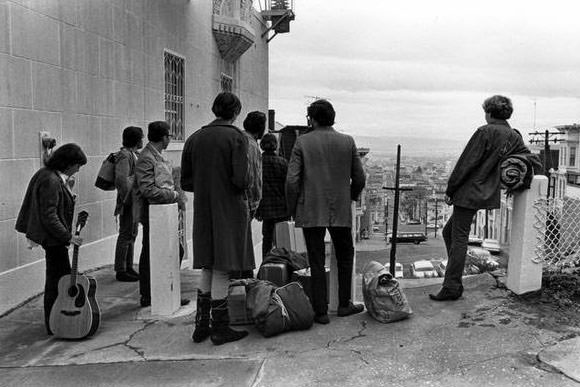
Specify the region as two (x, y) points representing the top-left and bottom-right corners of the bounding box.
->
(124, 320), (157, 359)
(344, 320), (368, 342)
(350, 349), (370, 365)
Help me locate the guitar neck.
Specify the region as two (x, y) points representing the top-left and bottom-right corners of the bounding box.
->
(69, 229), (81, 288)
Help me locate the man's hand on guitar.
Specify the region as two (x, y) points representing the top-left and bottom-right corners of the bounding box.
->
(70, 235), (83, 246)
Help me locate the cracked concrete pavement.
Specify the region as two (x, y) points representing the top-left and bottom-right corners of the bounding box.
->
(1, 266), (579, 386)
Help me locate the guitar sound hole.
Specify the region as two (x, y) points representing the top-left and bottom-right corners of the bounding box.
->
(74, 285), (86, 308)
(67, 286), (78, 298)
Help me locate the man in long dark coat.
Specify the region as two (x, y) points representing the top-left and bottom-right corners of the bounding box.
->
(181, 92), (251, 346)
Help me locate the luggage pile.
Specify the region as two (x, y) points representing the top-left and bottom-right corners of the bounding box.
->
(226, 221), (317, 337)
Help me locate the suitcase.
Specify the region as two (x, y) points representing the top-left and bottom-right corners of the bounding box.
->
(257, 263), (289, 287)
(275, 221), (307, 253)
(227, 284), (254, 325)
(291, 267), (330, 304)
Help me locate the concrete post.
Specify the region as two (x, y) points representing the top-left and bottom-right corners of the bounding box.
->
(149, 203), (181, 316)
(506, 176), (547, 294)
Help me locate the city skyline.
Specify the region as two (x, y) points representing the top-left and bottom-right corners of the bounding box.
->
(268, 0), (580, 144)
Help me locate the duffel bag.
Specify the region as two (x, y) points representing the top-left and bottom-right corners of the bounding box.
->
(255, 281), (314, 337)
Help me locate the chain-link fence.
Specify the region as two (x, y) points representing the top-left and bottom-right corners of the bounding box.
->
(533, 197), (580, 269)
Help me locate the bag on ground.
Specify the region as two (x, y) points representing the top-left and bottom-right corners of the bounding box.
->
(362, 261), (412, 323)
(95, 152), (118, 191)
(248, 280), (314, 337)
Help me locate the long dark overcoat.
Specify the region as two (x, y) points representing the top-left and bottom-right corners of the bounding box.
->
(181, 119), (253, 271)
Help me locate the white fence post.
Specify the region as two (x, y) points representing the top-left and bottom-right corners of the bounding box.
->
(506, 175), (547, 294)
(149, 203), (181, 316)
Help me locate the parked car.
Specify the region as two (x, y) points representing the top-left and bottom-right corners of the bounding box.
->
(407, 219), (421, 225)
(436, 259), (481, 276)
(466, 246), (500, 271)
(384, 262), (404, 278)
(387, 232), (427, 244)
(410, 260), (438, 278)
(372, 226), (380, 232)
(482, 238), (501, 254)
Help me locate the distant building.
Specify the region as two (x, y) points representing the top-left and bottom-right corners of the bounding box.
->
(554, 124), (580, 199)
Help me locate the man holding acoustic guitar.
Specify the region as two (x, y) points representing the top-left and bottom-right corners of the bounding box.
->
(15, 143), (88, 336)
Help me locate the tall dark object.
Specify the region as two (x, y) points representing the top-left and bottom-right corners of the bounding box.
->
(434, 197), (438, 238)
(268, 109), (275, 132)
(390, 145), (402, 276)
(528, 129), (564, 197)
(382, 145), (412, 276)
(424, 200), (428, 235)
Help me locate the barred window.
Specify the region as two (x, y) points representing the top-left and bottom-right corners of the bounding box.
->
(164, 51), (185, 141)
(221, 73), (233, 93)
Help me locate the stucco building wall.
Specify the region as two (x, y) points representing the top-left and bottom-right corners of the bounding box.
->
(0, 0), (268, 314)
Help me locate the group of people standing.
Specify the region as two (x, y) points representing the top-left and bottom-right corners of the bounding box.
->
(14, 91), (528, 347)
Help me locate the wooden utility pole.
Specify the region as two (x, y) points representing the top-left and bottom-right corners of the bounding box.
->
(529, 129), (565, 197)
(383, 145), (412, 276)
(433, 197), (438, 238)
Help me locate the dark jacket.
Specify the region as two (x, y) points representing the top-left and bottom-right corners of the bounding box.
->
(256, 150), (288, 220)
(114, 147), (138, 216)
(15, 168), (75, 247)
(181, 120), (253, 271)
(286, 127), (366, 228)
(446, 119), (530, 209)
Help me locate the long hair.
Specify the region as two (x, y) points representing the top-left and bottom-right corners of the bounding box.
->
(243, 111), (267, 138)
(212, 92), (242, 120)
(122, 126), (144, 147)
(45, 143), (87, 172)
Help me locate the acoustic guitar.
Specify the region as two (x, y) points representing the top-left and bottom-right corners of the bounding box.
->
(49, 211), (101, 339)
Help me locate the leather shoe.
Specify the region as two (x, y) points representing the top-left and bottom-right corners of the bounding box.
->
(126, 267), (140, 278)
(140, 297), (151, 307)
(181, 298), (190, 306)
(314, 314), (330, 324)
(429, 287), (462, 301)
(116, 272), (139, 282)
(337, 302), (364, 317)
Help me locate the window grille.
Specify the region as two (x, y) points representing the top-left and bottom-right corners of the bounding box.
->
(221, 73), (233, 93)
(164, 51), (185, 141)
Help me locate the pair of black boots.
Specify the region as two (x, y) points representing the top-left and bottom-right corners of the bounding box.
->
(192, 290), (248, 346)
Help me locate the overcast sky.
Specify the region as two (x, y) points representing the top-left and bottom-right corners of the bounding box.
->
(266, 0), (580, 143)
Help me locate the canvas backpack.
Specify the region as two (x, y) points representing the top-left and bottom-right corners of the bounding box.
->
(362, 261), (412, 323)
(94, 152), (118, 191)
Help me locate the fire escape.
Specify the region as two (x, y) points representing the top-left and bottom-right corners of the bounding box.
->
(259, 0), (296, 43)
(212, 0), (295, 64)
